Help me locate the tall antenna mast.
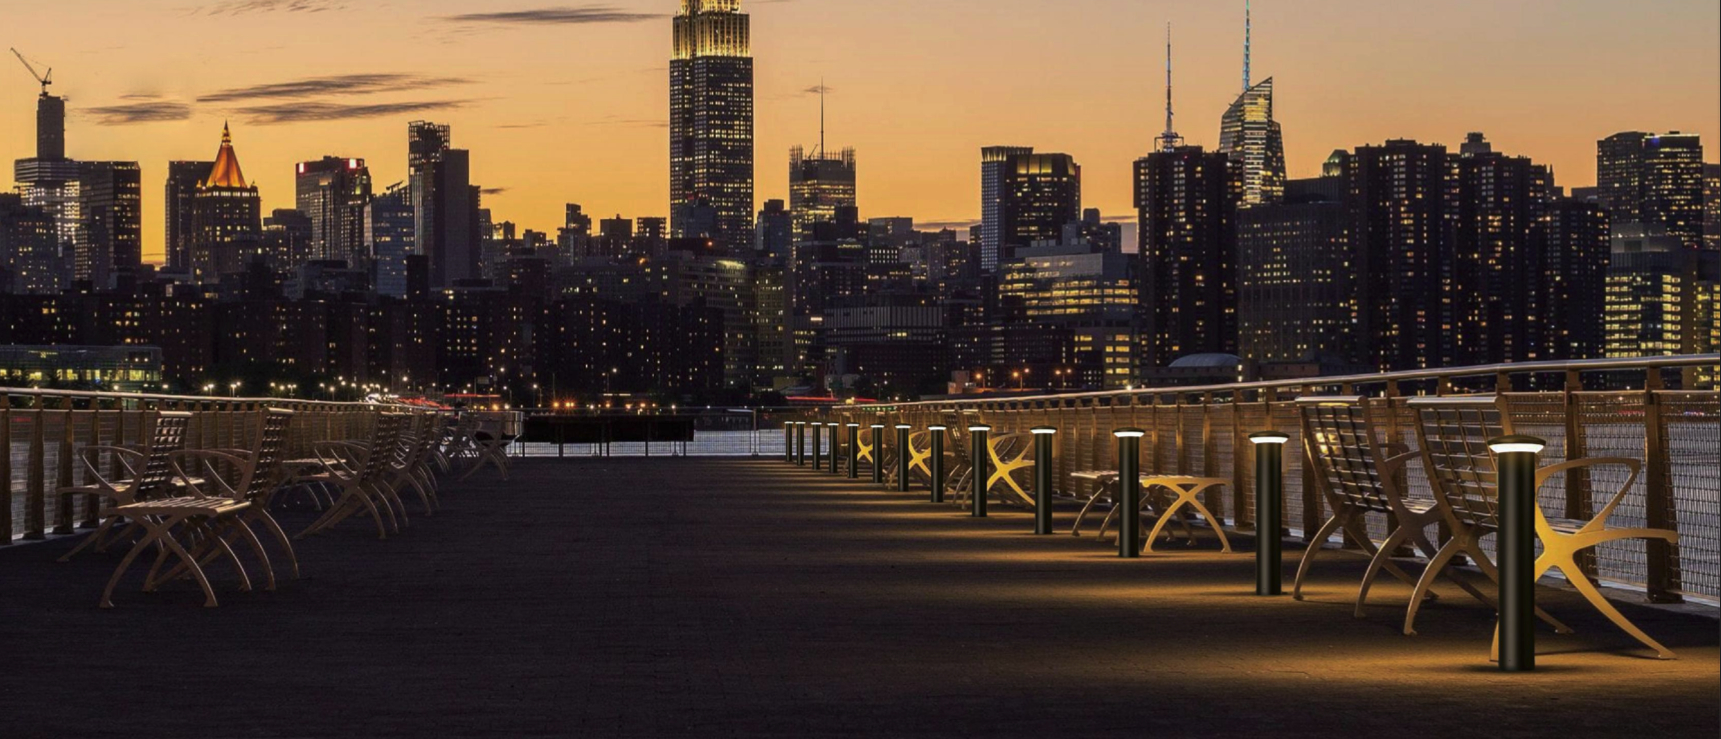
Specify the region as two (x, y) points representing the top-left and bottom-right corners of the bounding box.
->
(1243, 0), (1252, 92)
(1158, 23), (1181, 152)
(819, 77), (826, 158)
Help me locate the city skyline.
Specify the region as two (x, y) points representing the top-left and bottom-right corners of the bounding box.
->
(3, 0), (1716, 265)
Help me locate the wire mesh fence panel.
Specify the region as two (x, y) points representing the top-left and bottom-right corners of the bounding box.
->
(1661, 391), (1720, 602)
(1570, 392), (1655, 594)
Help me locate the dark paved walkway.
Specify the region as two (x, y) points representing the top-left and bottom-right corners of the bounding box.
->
(1, 459), (1716, 738)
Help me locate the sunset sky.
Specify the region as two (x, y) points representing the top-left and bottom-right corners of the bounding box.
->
(3, 0), (1718, 264)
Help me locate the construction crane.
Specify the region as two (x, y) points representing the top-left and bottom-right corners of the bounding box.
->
(10, 47), (52, 96)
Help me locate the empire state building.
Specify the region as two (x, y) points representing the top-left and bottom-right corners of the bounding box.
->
(670, 0), (755, 250)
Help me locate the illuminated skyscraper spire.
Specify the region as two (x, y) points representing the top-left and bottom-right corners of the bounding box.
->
(1158, 23), (1182, 152)
(1244, 0), (1252, 92)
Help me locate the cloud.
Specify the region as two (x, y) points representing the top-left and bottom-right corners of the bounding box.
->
(86, 100), (193, 125)
(802, 84), (835, 95)
(199, 74), (471, 103)
(917, 219), (981, 231)
(439, 6), (664, 25)
(202, 0), (348, 14)
(236, 100), (466, 125)
(481, 187), (509, 196)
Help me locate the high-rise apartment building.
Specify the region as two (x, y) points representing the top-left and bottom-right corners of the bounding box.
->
(404, 123), (478, 288)
(189, 124), (262, 284)
(1705, 162), (1719, 251)
(979, 147), (1081, 273)
(165, 161), (212, 273)
(1237, 179), (1355, 364)
(670, 0), (754, 250)
(367, 183), (415, 298)
(407, 120), (451, 263)
(0, 193), (57, 294)
(1343, 139), (1449, 372)
(296, 156), (373, 266)
(1448, 133), (1552, 366)
(1532, 199), (1611, 361)
(753, 199), (792, 262)
(789, 145), (856, 239)
(74, 161), (142, 290)
(13, 85), (77, 294)
(1135, 145), (1237, 368)
(1598, 131), (1705, 249)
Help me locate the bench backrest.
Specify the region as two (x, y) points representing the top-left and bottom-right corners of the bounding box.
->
(1407, 396), (1507, 530)
(1297, 397), (1394, 515)
(137, 411), (194, 499)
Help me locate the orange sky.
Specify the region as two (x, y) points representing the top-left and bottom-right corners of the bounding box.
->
(3, 0), (1718, 264)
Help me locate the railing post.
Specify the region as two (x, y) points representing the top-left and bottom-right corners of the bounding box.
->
(1642, 370), (1681, 603)
(1032, 426), (1056, 535)
(1250, 432), (1290, 595)
(928, 425), (947, 503)
(1490, 434), (1545, 672)
(795, 422), (806, 466)
(968, 424), (991, 517)
(870, 424), (885, 485)
(846, 423), (860, 479)
(895, 424), (911, 492)
(812, 423), (824, 471)
(1115, 428), (1145, 558)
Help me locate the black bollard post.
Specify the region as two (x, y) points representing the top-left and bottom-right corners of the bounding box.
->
(895, 425), (912, 492)
(870, 424), (885, 485)
(811, 423), (823, 471)
(1032, 427), (1056, 535)
(1249, 431), (1290, 596)
(795, 422), (806, 466)
(968, 425), (991, 517)
(1491, 435), (1545, 673)
(784, 422), (793, 463)
(828, 424), (840, 474)
(928, 425), (947, 503)
(846, 424), (860, 479)
(1115, 428), (1145, 558)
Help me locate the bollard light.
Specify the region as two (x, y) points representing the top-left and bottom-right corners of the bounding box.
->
(1031, 427), (1057, 535)
(1490, 434), (1545, 673)
(870, 424), (886, 485)
(1114, 428), (1146, 558)
(811, 423), (824, 471)
(828, 424), (840, 474)
(846, 423), (861, 479)
(928, 425), (948, 503)
(968, 425), (992, 517)
(1249, 431), (1291, 596)
(895, 424), (912, 492)
(795, 422), (807, 466)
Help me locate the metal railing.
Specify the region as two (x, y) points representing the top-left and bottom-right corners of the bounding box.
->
(784, 355), (1721, 607)
(1, 387), (398, 544)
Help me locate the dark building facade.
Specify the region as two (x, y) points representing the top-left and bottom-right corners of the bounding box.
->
(1448, 133), (1553, 366)
(74, 161), (143, 290)
(1237, 183), (1355, 364)
(1532, 199), (1610, 361)
(1135, 145), (1238, 369)
(980, 147), (1081, 272)
(296, 156), (373, 267)
(1598, 131), (1705, 250)
(670, 0), (754, 250)
(1343, 139), (1450, 371)
(165, 160), (213, 273)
